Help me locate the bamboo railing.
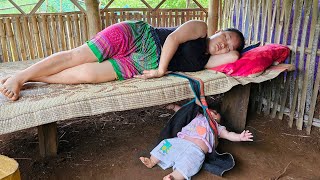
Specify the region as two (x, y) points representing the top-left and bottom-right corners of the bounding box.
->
(221, 0), (320, 134)
(0, 8), (207, 62)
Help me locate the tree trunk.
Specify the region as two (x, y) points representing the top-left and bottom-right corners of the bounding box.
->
(85, 0), (101, 39)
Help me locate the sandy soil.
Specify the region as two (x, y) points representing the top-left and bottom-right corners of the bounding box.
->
(1, 104), (320, 180)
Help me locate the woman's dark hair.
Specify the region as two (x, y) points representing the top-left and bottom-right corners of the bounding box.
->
(223, 28), (245, 52)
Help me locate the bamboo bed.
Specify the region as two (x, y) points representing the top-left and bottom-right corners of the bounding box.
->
(0, 59), (294, 157)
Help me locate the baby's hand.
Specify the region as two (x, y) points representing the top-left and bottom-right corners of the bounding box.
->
(239, 130), (253, 141)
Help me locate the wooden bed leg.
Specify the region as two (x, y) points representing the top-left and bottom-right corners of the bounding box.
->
(221, 84), (251, 132)
(37, 122), (58, 157)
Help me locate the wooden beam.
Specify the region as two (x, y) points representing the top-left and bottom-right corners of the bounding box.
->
(221, 84), (251, 132)
(140, 0), (153, 10)
(70, 0), (86, 13)
(208, 0), (219, 36)
(37, 122), (58, 157)
(153, 0), (167, 11)
(85, 0), (101, 38)
(192, 0), (207, 13)
(29, 0), (45, 15)
(8, 0), (26, 15)
(102, 0), (115, 11)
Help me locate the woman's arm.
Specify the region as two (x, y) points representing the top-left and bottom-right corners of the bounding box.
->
(219, 129), (253, 142)
(135, 20), (208, 79)
(204, 50), (240, 69)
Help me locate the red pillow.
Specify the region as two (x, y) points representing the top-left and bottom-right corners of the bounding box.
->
(210, 44), (290, 77)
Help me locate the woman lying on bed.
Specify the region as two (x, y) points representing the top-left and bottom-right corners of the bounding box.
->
(0, 20), (244, 101)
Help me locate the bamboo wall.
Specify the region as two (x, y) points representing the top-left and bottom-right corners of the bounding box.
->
(221, 0), (320, 134)
(0, 8), (207, 62)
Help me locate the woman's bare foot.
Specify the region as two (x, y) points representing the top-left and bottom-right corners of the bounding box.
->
(0, 77), (9, 84)
(139, 157), (157, 168)
(0, 76), (24, 101)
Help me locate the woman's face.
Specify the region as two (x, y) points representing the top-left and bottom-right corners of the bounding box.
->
(208, 31), (241, 55)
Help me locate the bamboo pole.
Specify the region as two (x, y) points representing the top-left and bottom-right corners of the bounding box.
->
(79, 13), (88, 43)
(235, 0), (240, 29)
(66, 14), (74, 49)
(260, 0), (269, 44)
(0, 19), (9, 62)
(31, 16), (43, 58)
(13, 16), (27, 60)
(208, 0), (219, 36)
(265, 0), (271, 43)
(253, 0), (261, 43)
(105, 10), (110, 27)
(306, 0), (319, 118)
(247, 0), (255, 44)
(306, 6), (320, 134)
(296, 0), (312, 130)
(41, 15), (52, 56)
(84, 0), (101, 39)
(50, 15), (59, 53)
(288, 0), (303, 128)
(278, 0), (293, 120)
(275, 0), (285, 44)
(5, 18), (18, 61)
(241, 0), (248, 33)
(30, 0), (45, 15)
(58, 15), (67, 51)
(22, 16), (35, 60)
(271, 75), (283, 118)
(73, 14), (81, 47)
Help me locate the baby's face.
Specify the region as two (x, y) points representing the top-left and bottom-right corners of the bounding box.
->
(209, 109), (221, 123)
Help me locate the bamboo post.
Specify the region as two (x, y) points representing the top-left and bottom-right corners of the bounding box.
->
(50, 15), (59, 53)
(5, 18), (18, 61)
(306, 10), (320, 134)
(58, 15), (67, 51)
(84, 0), (101, 39)
(22, 16), (35, 60)
(296, 0), (312, 130)
(13, 17), (27, 61)
(79, 13), (88, 43)
(41, 15), (52, 56)
(288, 0), (303, 128)
(73, 14), (81, 47)
(0, 19), (9, 62)
(31, 16), (43, 58)
(305, 0), (319, 119)
(208, 0), (219, 36)
(66, 14), (74, 49)
(253, 0), (261, 43)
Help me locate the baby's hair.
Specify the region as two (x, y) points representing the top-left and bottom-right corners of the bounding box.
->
(223, 28), (245, 52)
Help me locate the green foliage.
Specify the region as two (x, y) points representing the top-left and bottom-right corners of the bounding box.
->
(0, 0), (208, 14)
(100, 0), (208, 9)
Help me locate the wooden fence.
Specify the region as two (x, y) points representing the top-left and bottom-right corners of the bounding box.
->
(0, 8), (207, 62)
(221, 0), (320, 134)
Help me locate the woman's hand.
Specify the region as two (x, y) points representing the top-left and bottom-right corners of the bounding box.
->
(134, 69), (165, 79)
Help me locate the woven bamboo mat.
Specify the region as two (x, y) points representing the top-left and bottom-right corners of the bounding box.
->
(0, 60), (294, 134)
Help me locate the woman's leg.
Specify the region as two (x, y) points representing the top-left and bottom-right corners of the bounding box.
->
(33, 61), (117, 84)
(0, 44), (97, 100)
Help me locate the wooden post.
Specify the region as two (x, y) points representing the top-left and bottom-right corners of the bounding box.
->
(37, 122), (58, 157)
(221, 84), (251, 132)
(85, 0), (101, 39)
(208, 0), (219, 36)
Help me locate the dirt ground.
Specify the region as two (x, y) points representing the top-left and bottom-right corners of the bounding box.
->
(1, 102), (320, 180)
